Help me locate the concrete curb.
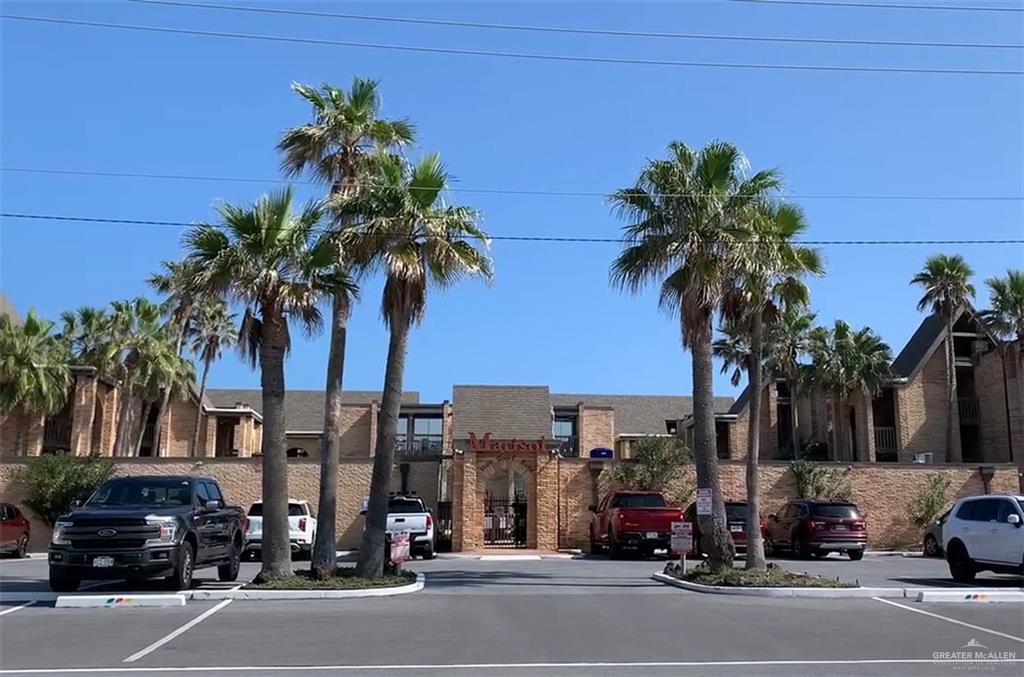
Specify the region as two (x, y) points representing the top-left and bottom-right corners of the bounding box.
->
(650, 572), (906, 598)
(55, 593), (186, 608)
(438, 553), (574, 561)
(189, 572), (425, 600)
(916, 590), (1024, 603)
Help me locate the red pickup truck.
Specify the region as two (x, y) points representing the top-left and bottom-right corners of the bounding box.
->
(588, 490), (683, 558)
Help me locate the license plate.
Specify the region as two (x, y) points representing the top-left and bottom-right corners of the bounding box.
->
(833, 525), (848, 531)
(729, 525), (743, 533)
(646, 532), (659, 539)
(92, 556), (115, 568)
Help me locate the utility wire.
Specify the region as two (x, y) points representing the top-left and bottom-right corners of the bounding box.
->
(2, 213), (1021, 247)
(3, 167), (1022, 202)
(127, 0), (1022, 50)
(1, 14), (1020, 76)
(725, 0), (1023, 12)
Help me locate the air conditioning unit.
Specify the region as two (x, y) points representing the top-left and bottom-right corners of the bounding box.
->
(912, 452), (934, 464)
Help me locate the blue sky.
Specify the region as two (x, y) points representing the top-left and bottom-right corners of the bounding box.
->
(2, 1), (1022, 403)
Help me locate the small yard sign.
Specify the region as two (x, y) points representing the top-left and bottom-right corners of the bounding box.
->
(670, 521), (692, 555)
(696, 488), (712, 516)
(390, 531), (411, 565)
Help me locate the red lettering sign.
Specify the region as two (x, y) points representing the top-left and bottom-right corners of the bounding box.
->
(468, 433), (547, 453)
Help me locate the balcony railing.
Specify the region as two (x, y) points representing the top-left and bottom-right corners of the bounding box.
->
(873, 426), (897, 453)
(395, 434), (443, 459)
(958, 397), (980, 426)
(43, 415), (71, 453)
(554, 436), (579, 457)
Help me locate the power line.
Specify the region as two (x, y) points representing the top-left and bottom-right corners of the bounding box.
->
(725, 0), (1023, 12)
(3, 167), (1022, 202)
(2, 14), (1020, 76)
(126, 0), (1022, 50)
(2, 213), (1021, 247)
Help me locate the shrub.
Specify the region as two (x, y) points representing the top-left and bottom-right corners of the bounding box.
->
(790, 459), (852, 502)
(15, 453), (116, 526)
(611, 436), (692, 497)
(908, 473), (952, 529)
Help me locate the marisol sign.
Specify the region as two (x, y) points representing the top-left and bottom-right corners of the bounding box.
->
(469, 433), (548, 453)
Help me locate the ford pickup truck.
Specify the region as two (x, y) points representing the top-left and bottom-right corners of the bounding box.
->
(48, 475), (245, 592)
(588, 490), (683, 558)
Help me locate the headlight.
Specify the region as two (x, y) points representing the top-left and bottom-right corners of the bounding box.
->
(52, 521), (73, 545)
(145, 516), (179, 544)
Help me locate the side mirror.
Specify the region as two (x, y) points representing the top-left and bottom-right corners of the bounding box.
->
(1008, 513), (1021, 527)
(587, 505), (597, 513)
(70, 499), (82, 509)
(204, 499), (221, 512)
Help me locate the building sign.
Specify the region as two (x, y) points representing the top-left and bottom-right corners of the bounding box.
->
(469, 433), (548, 453)
(696, 488), (713, 516)
(670, 521), (692, 555)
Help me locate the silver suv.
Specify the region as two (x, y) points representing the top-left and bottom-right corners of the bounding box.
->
(942, 494), (1024, 583)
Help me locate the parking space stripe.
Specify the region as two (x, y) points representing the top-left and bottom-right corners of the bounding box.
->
(0, 602), (33, 616)
(121, 599), (233, 664)
(872, 597), (1024, 644)
(0, 658), (1022, 673)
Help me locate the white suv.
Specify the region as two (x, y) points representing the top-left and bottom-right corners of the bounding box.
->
(942, 494), (1024, 583)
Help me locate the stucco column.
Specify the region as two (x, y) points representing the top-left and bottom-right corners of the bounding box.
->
(203, 415), (217, 457)
(68, 372), (98, 456)
(96, 386), (118, 457)
(534, 452), (559, 550)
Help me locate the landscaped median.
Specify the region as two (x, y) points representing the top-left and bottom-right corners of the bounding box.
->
(653, 562), (907, 598)
(192, 569), (425, 600)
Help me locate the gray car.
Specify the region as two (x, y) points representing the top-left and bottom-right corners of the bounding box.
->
(922, 508), (951, 557)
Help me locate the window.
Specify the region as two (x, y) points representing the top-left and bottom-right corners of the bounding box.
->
(0, 505), (9, 520)
(611, 494), (667, 508)
(195, 482), (211, 504)
(969, 499), (1000, 522)
(955, 501), (975, 520)
(388, 497), (427, 513)
(995, 500), (1016, 523)
(87, 479), (192, 507)
(665, 420), (678, 435)
(413, 417), (441, 436)
(725, 504), (748, 522)
(552, 416), (576, 441)
(811, 504), (862, 519)
(202, 482), (223, 504)
(248, 502), (308, 517)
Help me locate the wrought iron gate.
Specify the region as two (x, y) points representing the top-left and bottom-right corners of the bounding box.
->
(483, 496), (527, 548)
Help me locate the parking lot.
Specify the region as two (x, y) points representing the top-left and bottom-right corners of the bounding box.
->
(1, 551), (1022, 676)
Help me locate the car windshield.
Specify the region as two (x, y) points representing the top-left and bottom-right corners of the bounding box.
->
(248, 503), (306, 517)
(87, 479), (192, 507)
(725, 504), (748, 522)
(1017, 499), (1024, 515)
(812, 504), (861, 519)
(389, 498), (426, 513)
(612, 494), (666, 508)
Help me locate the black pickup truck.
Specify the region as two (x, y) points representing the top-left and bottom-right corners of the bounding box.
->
(48, 475), (245, 592)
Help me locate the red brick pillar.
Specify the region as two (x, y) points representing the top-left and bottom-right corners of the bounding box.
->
(69, 373), (98, 456)
(535, 452), (559, 550)
(24, 414), (45, 456)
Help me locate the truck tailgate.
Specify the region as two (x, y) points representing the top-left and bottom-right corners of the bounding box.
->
(387, 514), (428, 534)
(617, 507), (683, 531)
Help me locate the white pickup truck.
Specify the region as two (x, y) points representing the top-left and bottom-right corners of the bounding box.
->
(244, 499), (317, 560)
(386, 495), (435, 560)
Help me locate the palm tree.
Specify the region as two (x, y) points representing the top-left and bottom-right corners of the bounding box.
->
(911, 255), (975, 463)
(609, 140), (782, 572)
(0, 310), (72, 417)
(980, 270), (1024, 454)
(131, 338), (194, 456)
(340, 154), (492, 577)
(61, 306), (120, 378)
(766, 306), (818, 457)
(183, 187), (355, 582)
(809, 321), (893, 461)
(188, 299), (237, 456)
(720, 202), (823, 571)
(279, 78), (414, 580)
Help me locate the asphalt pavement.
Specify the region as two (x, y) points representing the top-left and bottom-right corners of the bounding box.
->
(0, 553), (1021, 676)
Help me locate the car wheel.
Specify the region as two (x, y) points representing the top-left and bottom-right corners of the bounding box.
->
(15, 533), (28, 559)
(589, 528), (603, 555)
(947, 541), (976, 583)
(218, 539), (241, 582)
(796, 537), (812, 560)
(49, 572), (80, 592)
(608, 530), (623, 559)
(422, 543), (435, 560)
(923, 535), (940, 558)
(168, 541), (195, 590)
(847, 549), (864, 561)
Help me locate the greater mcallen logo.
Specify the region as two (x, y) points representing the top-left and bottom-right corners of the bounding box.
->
(933, 638), (1017, 663)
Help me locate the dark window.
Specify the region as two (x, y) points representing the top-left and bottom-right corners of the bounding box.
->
(87, 479), (192, 507)
(725, 504), (748, 522)
(970, 499), (1000, 522)
(795, 504), (810, 518)
(195, 482), (211, 504)
(204, 482), (224, 504)
(10, 506), (20, 519)
(247, 502), (308, 517)
(612, 494), (667, 509)
(665, 420), (678, 435)
(995, 500), (1016, 523)
(811, 504), (862, 519)
(955, 501), (975, 520)
(286, 447), (309, 458)
(388, 497), (427, 514)
(0, 505), (9, 520)
(1017, 499), (1024, 516)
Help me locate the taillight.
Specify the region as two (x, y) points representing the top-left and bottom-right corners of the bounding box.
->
(299, 517), (307, 532)
(852, 521), (866, 531)
(426, 513), (433, 529)
(810, 520), (827, 531)
(243, 516), (249, 531)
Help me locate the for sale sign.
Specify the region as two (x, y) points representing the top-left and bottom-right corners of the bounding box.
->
(670, 521), (692, 555)
(390, 531), (411, 565)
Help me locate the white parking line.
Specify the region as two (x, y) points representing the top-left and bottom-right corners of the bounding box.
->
(0, 658), (1022, 674)
(0, 603), (34, 617)
(873, 597), (1024, 644)
(121, 599), (233, 664)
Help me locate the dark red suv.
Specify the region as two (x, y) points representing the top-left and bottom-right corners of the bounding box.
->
(684, 501), (764, 553)
(1, 503), (31, 558)
(764, 499), (867, 560)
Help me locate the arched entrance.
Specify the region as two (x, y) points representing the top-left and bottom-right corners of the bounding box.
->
(478, 459), (533, 548)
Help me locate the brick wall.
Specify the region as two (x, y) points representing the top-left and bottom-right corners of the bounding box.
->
(0, 458), (376, 552)
(339, 405), (372, 458)
(976, 350), (1014, 463)
(557, 460), (1022, 550)
(0, 408), (33, 456)
(391, 460), (440, 509)
(164, 398), (204, 457)
(68, 374), (97, 455)
(897, 345), (962, 461)
(579, 406), (614, 456)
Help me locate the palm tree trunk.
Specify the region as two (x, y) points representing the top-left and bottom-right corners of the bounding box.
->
(312, 292), (350, 580)
(134, 401), (153, 456)
(1016, 345), (1024, 462)
(788, 378), (800, 460)
(690, 309), (734, 573)
(255, 313), (292, 582)
(356, 315), (410, 577)
(830, 394), (842, 461)
(945, 319), (961, 463)
(745, 313), (766, 571)
(191, 357), (212, 456)
(113, 384), (135, 457)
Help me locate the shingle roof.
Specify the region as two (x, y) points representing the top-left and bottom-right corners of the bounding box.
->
(551, 393), (734, 435)
(0, 293), (21, 325)
(452, 385), (552, 439)
(891, 313), (945, 379)
(205, 389), (420, 432)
